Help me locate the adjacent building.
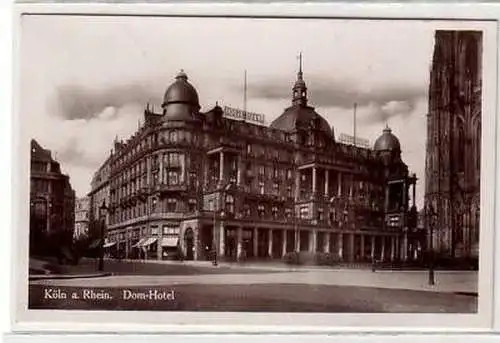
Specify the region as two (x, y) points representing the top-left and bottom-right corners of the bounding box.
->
(88, 154), (112, 225)
(30, 139), (75, 254)
(74, 196), (90, 240)
(90, 66), (419, 262)
(425, 30), (482, 258)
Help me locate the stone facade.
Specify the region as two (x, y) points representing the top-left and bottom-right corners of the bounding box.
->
(30, 139), (75, 253)
(425, 30), (482, 258)
(91, 67), (419, 262)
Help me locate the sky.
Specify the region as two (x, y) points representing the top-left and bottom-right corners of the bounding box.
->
(20, 15), (470, 209)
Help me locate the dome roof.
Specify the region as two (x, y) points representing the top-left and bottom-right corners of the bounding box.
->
(373, 125), (401, 152)
(163, 70), (200, 108)
(270, 105), (332, 137)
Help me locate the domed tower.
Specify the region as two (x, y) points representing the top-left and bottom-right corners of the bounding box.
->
(161, 70), (201, 121)
(270, 54), (332, 144)
(374, 124), (401, 165)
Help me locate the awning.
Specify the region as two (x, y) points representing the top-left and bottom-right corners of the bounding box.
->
(161, 237), (179, 248)
(103, 242), (117, 248)
(141, 237), (158, 247)
(132, 238), (146, 248)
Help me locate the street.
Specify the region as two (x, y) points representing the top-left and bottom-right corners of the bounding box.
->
(29, 259), (478, 313)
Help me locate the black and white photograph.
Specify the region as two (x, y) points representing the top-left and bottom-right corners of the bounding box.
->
(13, 5), (498, 330)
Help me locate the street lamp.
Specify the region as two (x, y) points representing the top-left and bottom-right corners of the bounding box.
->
(426, 202), (437, 286)
(212, 183), (232, 266)
(98, 200), (108, 272)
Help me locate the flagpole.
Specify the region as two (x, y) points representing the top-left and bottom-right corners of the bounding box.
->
(243, 69), (247, 122)
(353, 103), (357, 146)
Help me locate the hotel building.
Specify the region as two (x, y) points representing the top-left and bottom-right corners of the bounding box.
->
(90, 66), (420, 262)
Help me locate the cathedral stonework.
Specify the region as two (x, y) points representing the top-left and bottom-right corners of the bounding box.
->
(425, 30), (482, 258)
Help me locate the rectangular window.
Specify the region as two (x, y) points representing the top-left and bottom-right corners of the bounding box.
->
(258, 205), (265, 217)
(188, 198), (196, 212)
(151, 226), (159, 236)
(168, 171), (179, 185)
(272, 206), (279, 219)
(259, 181), (265, 195)
(317, 208), (324, 221)
(167, 198), (177, 212)
(300, 206), (309, 219)
(273, 182), (279, 195)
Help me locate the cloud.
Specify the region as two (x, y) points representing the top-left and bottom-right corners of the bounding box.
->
(243, 74), (427, 125)
(54, 83), (163, 120)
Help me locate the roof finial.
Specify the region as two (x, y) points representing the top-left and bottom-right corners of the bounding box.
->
(298, 52), (303, 80)
(176, 69), (188, 81)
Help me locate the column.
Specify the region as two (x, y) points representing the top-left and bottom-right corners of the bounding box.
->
(324, 232), (331, 253)
(380, 237), (386, 262)
(296, 230), (301, 252)
(156, 229), (161, 261)
(236, 155), (243, 186)
(384, 186), (390, 212)
(294, 170), (300, 201)
(268, 229), (273, 258)
(219, 151), (224, 184)
(325, 170), (329, 197)
(193, 227), (199, 260)
(349, 175), (353, 199)
(349, 233), (355, 262)
(403, 233), (408, 261)
(390, 236), (395, 261)
(282, 230), (287, 256)
(402, 181), (407, 209)
(159, 153), (164, 184)
(309, 230), (317, 252)
(370, 236), (375, 259)
(203, 157), (209, 186)
(337, 172), (342, 196)
(360, 234), (365, 260)
(147, 157), (151, 185)
(253, 227), (258, 258)
(312, 167), (317, 195)
(236, 226), (243, 261)
(395, 236), (400, 261)
(337, 233), (343, 260)
(219, 221), (225, 257)
(46, 198), (51, 233)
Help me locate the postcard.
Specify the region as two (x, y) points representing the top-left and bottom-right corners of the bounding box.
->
(11, 3), (498, 332)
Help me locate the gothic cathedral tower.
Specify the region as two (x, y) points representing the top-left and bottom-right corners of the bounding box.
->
(425, 30), (482, 259)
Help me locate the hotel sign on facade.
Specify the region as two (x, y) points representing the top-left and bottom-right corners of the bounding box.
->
(223, 106), (265, 125)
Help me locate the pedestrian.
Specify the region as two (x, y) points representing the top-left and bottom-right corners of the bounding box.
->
(371, 256), (376, 272)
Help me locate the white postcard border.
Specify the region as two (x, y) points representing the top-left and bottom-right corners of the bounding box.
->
(10, 2), (500, 332)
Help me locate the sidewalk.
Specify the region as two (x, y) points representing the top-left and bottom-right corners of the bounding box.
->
(29, 272), (112, 281)
(32, 259), (478, 295)
(120, 258), (475, 274)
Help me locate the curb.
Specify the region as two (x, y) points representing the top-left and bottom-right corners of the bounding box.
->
(29, 272), (112, 281)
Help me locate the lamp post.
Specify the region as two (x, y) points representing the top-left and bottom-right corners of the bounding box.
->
(212, 208), (219, 266)
(98, 200), (108, 272)
(426, 202), (436, 286)
(212, 183), (232, 266)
